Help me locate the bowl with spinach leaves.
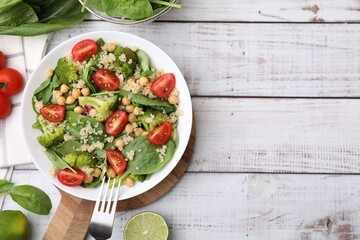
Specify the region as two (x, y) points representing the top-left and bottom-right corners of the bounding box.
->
(21, 31), (192, 201)
(78, 0), (181, 24)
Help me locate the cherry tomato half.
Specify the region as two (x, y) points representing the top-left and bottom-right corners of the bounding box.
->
(0, 68), (24, 96)
(58, 169), (86, 187)
(93, 68), (120, 91)
(105, 110), (128, 136)
(106, 150), (127, 175)
(148, 121), (173, 146)
(150, 73), (176, 98)
(40, 104), (65, 123)
(0, 94), (11, 119)
(71, 39), (98, 62)
(0, 51), (6, 69)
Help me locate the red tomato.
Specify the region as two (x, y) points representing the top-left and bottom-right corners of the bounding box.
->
(58, 169), (86, 186)
(150, 73), (176, 98)
(93, 69), (120, 91)
(106, 150), (127, 175)
(0, 94), (11, 119)
(148, 121), (173, 146)
(71, 39), (98, 62)
(0, 51), (6, 69)
(40, 104), (65, 123)
(105, 110), (128, 136)
(0, 68), (24, 95)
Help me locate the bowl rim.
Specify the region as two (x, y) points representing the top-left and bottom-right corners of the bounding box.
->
(78, 0), (178, 25)
(21, 31), (193, 201)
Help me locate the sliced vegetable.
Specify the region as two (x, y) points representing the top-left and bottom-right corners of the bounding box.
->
(107, 150), (127, 174)
(148, 121), (172, 146)
(105, 110), (128, 136)
(93, 68), (120, 91)
(150, 73), (175, 98)
(71, 39), (98, 62)
(58, 169), (86, 186)
(40, 104), (65, 122)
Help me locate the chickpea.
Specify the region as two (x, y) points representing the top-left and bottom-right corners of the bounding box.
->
(128, 113), (136, 123)
(115, 139), (125, 150)
(139, 76), (149, 86)
(60, 84), (69, 93)
(121, 96), (131, 106)
(84, 174), (94, 183)
(54, 91), (63, 99)
(89, 108), (97, 117)
(65, 96), (76, 105)
(125, 177), (135, 187)
(81, 87), (90, 96)
(107, 42), (117, 52)
(141, 131), (149, 136)
(125, 124), (134, 134)
(72, 88), (81, 99)
(106, 167), (116, 178)
(74, 106), (84, 114)
(127, 78), (135, 85)
(47, 69), (53, 78)
(133, 107), (142, 116)
(57, 96), (66, 105)
(92, 168), (102, 178)
(125, 104), (134, 113)
(135, 128), (143, 136)
(168, 95), (179, 104)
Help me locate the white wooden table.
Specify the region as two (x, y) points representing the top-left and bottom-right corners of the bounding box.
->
(3, 0), (360, 239)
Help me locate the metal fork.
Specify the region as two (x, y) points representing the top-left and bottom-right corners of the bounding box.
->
(88, 176), (121, 240)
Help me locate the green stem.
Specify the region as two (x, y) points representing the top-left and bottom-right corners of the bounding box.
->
(81, 0), (87, 12)
(149, 0), (182, 8)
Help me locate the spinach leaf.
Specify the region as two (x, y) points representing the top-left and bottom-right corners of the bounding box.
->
(0, 0), (88, 36)
(136, 49), (153, 76)
(0, 2), (38, 27)
(123, 135), (176, 175)
(33, 74), (61, 105)
(54, 140), (83, 156)
(45, 149), (75, 171)
(9, 185), (52, 215)
(0, 0), (22, 14)
(118, 89), (176, 113)
(0, 180), (14, 196)
(65, 111), (108, 144)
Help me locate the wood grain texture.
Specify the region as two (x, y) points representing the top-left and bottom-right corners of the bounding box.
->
(15, 98), (360, 174)
(86, 0), (360, 22)
(5, 171), (360, 239)
(49, 22), (360, 97)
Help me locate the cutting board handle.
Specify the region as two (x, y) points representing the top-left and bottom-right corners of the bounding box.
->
(43, 190), (95, 240)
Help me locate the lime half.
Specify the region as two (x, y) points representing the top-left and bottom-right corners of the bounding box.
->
(124, 211), (169, 240)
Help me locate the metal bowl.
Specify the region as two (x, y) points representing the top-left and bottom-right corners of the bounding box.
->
(78, 0), (178, 25)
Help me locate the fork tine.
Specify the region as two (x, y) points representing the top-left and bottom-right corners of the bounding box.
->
(100, 178), (110, 212)
(105, 178), (116, 213)
(94, 176), (106, 211)
(110, 181), (121, 215)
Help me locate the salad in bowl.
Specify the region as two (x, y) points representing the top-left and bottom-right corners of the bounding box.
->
(21, 31), (192, 201)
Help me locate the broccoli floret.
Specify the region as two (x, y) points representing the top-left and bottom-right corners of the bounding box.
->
(78, 95), (118, 121)
(36, 116), (65, 148)
(63, 151), (97, 168)
(113, 46), (138, 79)
(136, 110), (169, 132)
(54, 57), (79, 85)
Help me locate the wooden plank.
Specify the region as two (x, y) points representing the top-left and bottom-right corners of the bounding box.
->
(85, 0), (360, 22)
(49, 22), (360, 97)
(4, 170), (360, 239)
(15, 98), (360, 174)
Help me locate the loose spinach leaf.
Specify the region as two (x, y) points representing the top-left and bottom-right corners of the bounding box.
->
(0, 0), (22, 14)
(32, 74), (61, 106)
(9, 185), (52, 215)
(118, 89), (176, 113)
(0, 0), (88, 36)
(123, 135), (176, 175)
(0, 180), (14, 196)
(0, 2), (38, 27)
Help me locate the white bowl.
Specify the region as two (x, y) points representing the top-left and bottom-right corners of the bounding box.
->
(21, 31), (192, 201)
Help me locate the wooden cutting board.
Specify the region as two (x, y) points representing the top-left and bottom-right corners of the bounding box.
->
(43, 122), (195, 240)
